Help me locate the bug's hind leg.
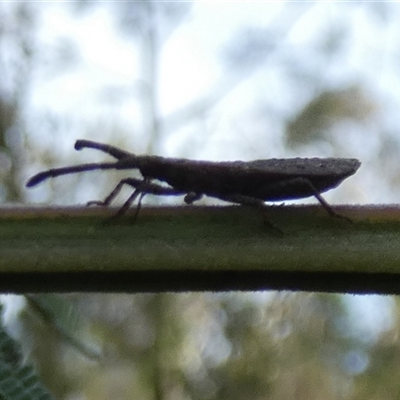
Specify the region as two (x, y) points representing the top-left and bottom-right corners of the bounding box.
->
(294, 178), (352, 222)
(313, 191), (351, 222)
(259, 177), (352, 222)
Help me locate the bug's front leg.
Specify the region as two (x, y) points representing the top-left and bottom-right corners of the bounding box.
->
(87, 178), (185, 207)
(89, 178), (186, 223)
(115, 179), (189, 222)
(112, 183), (145, 222)
(86, 178), (133, 207)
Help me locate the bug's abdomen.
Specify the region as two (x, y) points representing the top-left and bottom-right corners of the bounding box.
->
(244, 175), (346, 201)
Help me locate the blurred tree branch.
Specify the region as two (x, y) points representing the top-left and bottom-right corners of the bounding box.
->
(1, 205), (400, 294)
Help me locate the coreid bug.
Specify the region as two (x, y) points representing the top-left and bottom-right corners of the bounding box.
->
(26, 140), (360, 229)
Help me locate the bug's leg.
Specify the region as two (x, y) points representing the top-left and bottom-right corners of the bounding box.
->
(112, 187), (143, 220)
(125, 180), (192, 222)
(128, 181), (190, 222)
(104, 178), (186, 223)
(313, 191), (350, 220)
(258, 177), (352, 222)
(87, 178), (134, 207)
(98, 187), (142, 226)
(88, 178), (186, 207)
(295, 178), (352, 222)
(132, 191), (146, 223)
(112, 179), (182, 221)
(218, 194), (284, 234)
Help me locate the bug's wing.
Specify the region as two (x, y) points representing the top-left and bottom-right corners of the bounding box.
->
(235, 158), (360, 201)
(245, 158), (361, 179)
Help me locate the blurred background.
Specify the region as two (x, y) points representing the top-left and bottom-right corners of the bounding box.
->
(1, 1), (400, 399)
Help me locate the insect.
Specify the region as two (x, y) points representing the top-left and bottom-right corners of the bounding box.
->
(26, 140), (361, 229)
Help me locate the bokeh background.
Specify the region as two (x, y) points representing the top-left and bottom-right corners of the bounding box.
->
(1, 2), (400, 399)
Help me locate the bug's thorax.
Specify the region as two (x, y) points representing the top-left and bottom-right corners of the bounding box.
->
(136, 155), (196, 183)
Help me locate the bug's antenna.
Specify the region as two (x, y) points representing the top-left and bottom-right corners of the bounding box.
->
(26, 162), (123, 187)
(75, 140), (132, 160)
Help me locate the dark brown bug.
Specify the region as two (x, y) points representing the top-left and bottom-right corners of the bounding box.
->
(27, 140), (360, 228)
